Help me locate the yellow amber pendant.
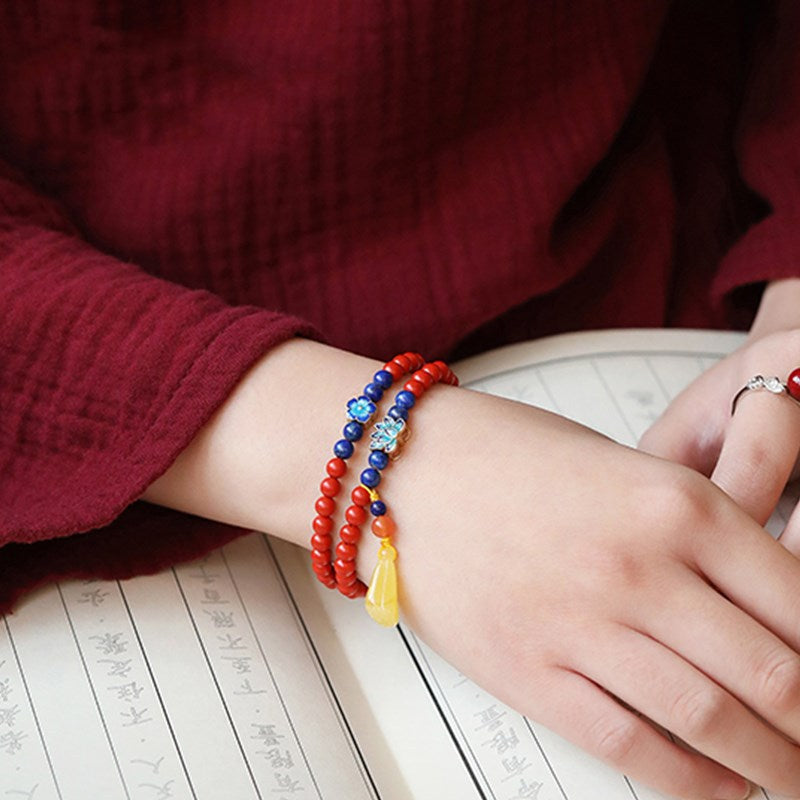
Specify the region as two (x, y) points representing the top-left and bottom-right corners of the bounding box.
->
(365, 539), (399, 627)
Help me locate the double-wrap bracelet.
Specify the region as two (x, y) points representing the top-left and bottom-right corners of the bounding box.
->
(310, 353), (458, 626)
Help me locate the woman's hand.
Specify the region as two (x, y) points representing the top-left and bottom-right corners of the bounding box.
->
(393, 385), (800, 800)
(144, 337), (800, 798)
(639, 279), (800, 546)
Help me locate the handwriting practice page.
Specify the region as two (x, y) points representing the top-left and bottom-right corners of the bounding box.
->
(1, 536), (377, 799)
(3, 330), (796, 799)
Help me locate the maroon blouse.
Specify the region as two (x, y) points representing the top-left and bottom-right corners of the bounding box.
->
(0, 0), (798, 611)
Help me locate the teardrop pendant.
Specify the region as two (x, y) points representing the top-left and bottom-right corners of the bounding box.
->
(365, 539), (399, 627)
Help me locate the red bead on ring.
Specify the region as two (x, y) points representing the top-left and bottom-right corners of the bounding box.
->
(788, 368), (800, 401)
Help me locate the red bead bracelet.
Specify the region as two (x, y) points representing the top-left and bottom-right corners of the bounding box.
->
(310, 354), (458, 625)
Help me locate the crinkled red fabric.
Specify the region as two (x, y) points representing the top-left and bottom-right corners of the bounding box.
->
(0, 0), (797, 612)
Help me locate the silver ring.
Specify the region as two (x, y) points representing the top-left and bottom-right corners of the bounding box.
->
(731, 374), (800, 415)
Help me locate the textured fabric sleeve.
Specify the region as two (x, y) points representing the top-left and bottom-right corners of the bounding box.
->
(0, 161), (320, 611)
(713, 4), (800, 305)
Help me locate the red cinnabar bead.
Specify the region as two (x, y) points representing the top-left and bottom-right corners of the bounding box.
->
(334, 558), (356, 576)
(312, 515), (333, 535)
(422, 363), (442, 380)
(315, 496), (335, 516)
(351, 485), (371, 507)
(336, 542), (358, 561)
(311, 548), (332, 565)
(320, 477), (340, 497)
(413, 370), (435, 388)
(371, 515), (397, 538)
(339, 524), (361, 544)
(404, 379), (426, 397)
(788, 368), (800, 400)
(393, 354), (412, 372)
(345, 505), (367, 525)
(384, 361), (403, 380)
(311, 532), (332, 551)
(326, 457), (347, 478)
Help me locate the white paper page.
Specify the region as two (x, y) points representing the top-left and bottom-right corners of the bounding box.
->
(0, 534), (378, 799)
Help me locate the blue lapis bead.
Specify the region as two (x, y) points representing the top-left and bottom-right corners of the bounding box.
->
(333, 439), (354, 459)
(373, 369), (393, 389)
(370, 500), (387, 516)
(395, 390), (416, 409)
(387, 405), (408, 421)
(368, 450), (389, 470)
(363, 382), (384, 402)
(343, 421), (363, 442)
(360, 468), (381, 488)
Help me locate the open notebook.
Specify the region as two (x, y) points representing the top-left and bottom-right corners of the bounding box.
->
(3, 329), (797, 800)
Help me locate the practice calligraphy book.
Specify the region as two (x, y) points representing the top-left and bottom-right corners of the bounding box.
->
(2, 329), (796, 800)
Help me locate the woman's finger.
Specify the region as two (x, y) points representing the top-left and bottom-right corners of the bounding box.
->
(693, 502), (800, 657)
(640, 568), (800, 746)
(637, 375), (726, 475)
(709, 390), (800, 525)
(778, 493), (800, 556)
(573, 623), (798, 796)
(533, 666), (751, 800)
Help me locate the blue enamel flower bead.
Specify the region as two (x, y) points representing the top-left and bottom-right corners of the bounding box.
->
(346, 395), (377, 424)
(370, 415), (406, 454)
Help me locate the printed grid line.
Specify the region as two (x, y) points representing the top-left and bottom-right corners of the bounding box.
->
(262, 536), (382, 800)
(55, 585), (130, 800)
(170, 568), (263, 799)
(218, 547), (324, 800)
(2, 616), (63, 800)
(116, 582), (198, 799)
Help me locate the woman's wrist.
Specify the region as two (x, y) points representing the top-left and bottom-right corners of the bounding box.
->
(141, 338), (384, 551)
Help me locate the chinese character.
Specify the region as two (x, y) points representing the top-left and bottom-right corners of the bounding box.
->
(204, 610), (235, 628)
(0, 705), (20, 727)
(217, 634), (247, 650)
(4, 784), (38, 799)
(98, 658), (133, 678)
(626, 389), (654, 407)
(131, 756), (165, 775)
(507, 778), (542, 799)
(234, 679), (267, 695)
(91, 632), (128, 655)
(251, 723), (284, 747)
(501, 755), (531, 781)
(485, 727), (519, 753)
(0, 729), (26, 755)
(121, 706), (152, 727)
(451, 673), (469, 688)
(0, 678), (12, 702)
(138, 780), (174, 799)
(78, 588), (109, 607)
(222, 656), (252, 675)
(109, 682), (145, 702)
(272, 773), (302, 793)
(259, 748), (294, 769)
(190, 565), (219, 585)
(201, 588), (228, 605)
(473, 704), (506, 733)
